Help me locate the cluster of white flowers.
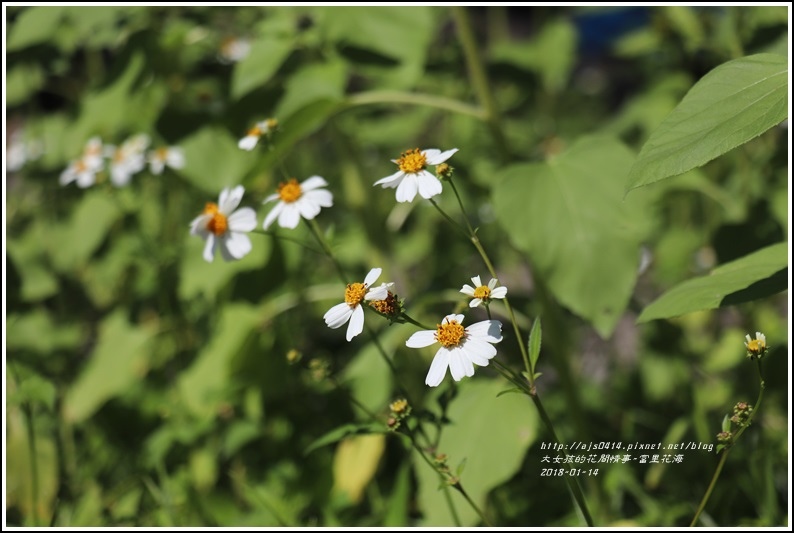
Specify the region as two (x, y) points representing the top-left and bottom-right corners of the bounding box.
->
(6, 129), (44, 173)
(191, 140), (508, 387)
(60, 134), (185, 188)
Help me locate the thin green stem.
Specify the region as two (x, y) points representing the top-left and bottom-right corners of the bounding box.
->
(450, 482), (494, 527)
(345, 91), (485, 120)
(306, 218), (348, 282)
(442, 486), (463, 527)
(450, 6), (509, 160)
(254, 228), (325, 255)
(401, 312), (434, 330)
(689, 359), (766, 526)
(429, 198), (470, 239)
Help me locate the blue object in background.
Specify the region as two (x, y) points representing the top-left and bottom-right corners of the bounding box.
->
(573, 7), (651, 57)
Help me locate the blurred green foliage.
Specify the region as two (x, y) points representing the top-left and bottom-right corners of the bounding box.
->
(5, 5), (789, 527)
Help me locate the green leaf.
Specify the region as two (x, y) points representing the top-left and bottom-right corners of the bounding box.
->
(50, 190), (124, 272)
(6, 63), (45, 107)
(179, 127), (255, 194)
(6, 310), (82, 354)
(177, 303), (262, 419)
(231, 36), (293, 100)
(495, 387), (524, 398)
(638, 242), (788, 322)
(722, 415), (732, 433)
(7, 6), (67, 51)
(304, 422), (386, 456)
(341, 326), (402, 417)
(63, 310), (155, 422)
(493, 136), (647, 337)
(274, 60), (348, 120)
(416, 378), (537, 526)
(528, 317), (542, 370)
(490, 18), (577, 92)
(626, 54), (788, 192)
(383, 463), (411, 527)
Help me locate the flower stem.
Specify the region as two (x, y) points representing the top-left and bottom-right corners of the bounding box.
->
(400, 312), (434, 330)
(450, 6), (509, 161)
(306, 218), (348, 283)
(689, 359), (766, 527)
(345, 91), (485, 120)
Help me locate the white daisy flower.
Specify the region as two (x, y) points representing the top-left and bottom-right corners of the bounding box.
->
(59, 137), (105, 188)
(373, 147), (458, 203)
(105, 134), (150, 187)
(262, 176), (333, 230)
(744, 331), (768, 358)
(148, 146), (185, 175)
(238, 118), (278, 151)
(189, 185), (258, 262)
(219, 36), (251, 64)
(406, 314), (503, 387)
(323, 268), (390, 341)
(460, 275), (508, 308)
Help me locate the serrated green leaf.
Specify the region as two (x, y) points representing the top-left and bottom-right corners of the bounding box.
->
(304, 422), (386, 456)
(416, 379), (537, 526)
(63, 310), (155, 422)
(528, 317), (542, 370)
(626, 54), (788, 192)
(231, 36), (293, 100)
(493, 136), (648, 337)
(638, 242), (788, 322)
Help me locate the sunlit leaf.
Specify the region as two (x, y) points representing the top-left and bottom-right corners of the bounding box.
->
(231, 36), (293, 100)
(626, 54), (788, 191)
(332, 434), (385, 504)
(639, 242), (788, 322)
(494, 136), (648, 337)
(63, 310), (155, 422)
(415, 378), (536, 526)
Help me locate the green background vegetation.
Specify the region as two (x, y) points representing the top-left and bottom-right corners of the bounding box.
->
(5, 6), (789, 527)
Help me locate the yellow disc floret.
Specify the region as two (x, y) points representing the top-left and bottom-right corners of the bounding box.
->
(345, 282), (368, 307)
(435, 319), (466, 348)
(247, 125), (262, 137)
(203, 202), (228, 236)
(277, 178), (303, 203)
(397, 148), (427, 174)
(473, 285), (491, 300)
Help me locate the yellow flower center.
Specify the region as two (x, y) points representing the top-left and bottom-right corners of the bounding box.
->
(473, 286), (491, 300)
(397, 148), (427, 174)
(370, 292), (398, 316)
(75, 160), (88, 172)
(747, 339), (765, 353)
(155, 147), (169, 160)
(247, 125), (262, 137)
(435, 319), (466, 348)
(203, 202), (228, 236)
(390, 398), (408, 414)
(345, 282), (367, 307)
(277, 178), (302, 203)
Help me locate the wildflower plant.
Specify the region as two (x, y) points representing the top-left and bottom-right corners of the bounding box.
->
(6, 5), (788, 529)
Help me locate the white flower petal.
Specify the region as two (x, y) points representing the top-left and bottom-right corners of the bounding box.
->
(425, 147), (458, 165)
(324, 303), (353, 329)
(395, 175), (418, 202)
(346, 305), (365, 341)
(466, 320), (503, 343)
(304, 188), (333, 208)
(228, 207), (257, 232)
(297, 197), (322, 220)
(460, 284), (476, 297)
(425, 348), (450, 387)
(491, 286), (508, 299)
(469, 298), (482, 308)
(406, 330), (437, 348)
(745, 334), (752, 343)
(300, 176), (328, 191)
(221, 231), (252, 260)
(365, 284), (389, 301)
(443, 314), (466, 325)
(374, 170), (404, 188)
(167, 149), (185, 169)
(150, 159), (165, 175)
(190, 213), (211, 235)
(220, 185), (244, 214)
(278, 203), (301, 229)
(416, 171), (443, 199)
(263, 203), (283, 230)
(421, 149), (441, 160)
(448, 347), (468, 381)
(462, 338), (497, 365)
(363, 268), (382, 287)
(238, 136), (258, 151)
(458, 346), (476, 377)
(471, 275), (482, 287)
(488, 278), (498, 290)
(76, 171), (96, 188)
(263, 193), (281, 204)
(203, 234), (216, 262)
